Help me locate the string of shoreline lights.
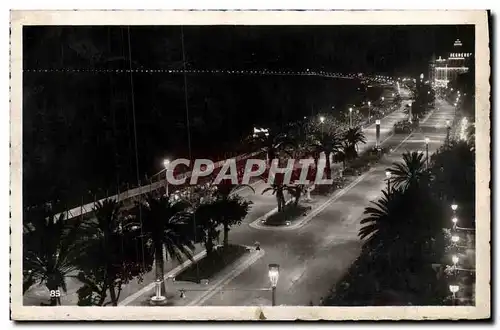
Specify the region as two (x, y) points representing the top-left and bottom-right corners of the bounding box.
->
(22, 67), (399, 82)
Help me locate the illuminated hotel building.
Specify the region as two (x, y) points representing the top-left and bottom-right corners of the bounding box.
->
(429, 38), (474, 87)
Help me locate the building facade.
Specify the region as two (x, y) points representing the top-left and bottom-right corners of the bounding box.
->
(429, 38), (474, 88)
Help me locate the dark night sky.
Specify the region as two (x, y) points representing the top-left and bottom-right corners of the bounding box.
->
(23, 25), (475, 75)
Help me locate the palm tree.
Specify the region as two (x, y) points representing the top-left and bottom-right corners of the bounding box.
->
(133, 194), (195, 294)
(344, 126), (367, 153)
(81, 199), (127, 306)
(193, 199), (222, 255)
(212, 181), (255, 200)
(359, 187), (444, 268)
(262, 183), (287, 212)
(23, 205), (85, 305)
(262, 183), (301, 212)
(250, 128), (295, 164)
(205, 195), (252, 248)
(210, 182), (253, 248)
(286, 120), (316, 156)
(334, 140), (357, 170)
(359, 189), (406, 252)
(220, 196), (252, 248)
(290, 184), (306, 206)
(311, 131), (342, 179)
(387, 151), (430, 190)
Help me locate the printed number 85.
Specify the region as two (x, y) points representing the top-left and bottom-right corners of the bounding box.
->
(50, 290), (61, 297)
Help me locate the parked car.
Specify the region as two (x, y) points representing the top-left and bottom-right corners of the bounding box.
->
(394, 119), (418, 134)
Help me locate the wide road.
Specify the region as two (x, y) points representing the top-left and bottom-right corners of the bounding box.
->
(23, 87), (410, 306)
(195, 97), (456, 306)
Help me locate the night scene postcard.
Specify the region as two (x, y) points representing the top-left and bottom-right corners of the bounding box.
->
(9, 9), (490, 321)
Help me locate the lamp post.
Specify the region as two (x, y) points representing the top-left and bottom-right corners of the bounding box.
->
(451, 203), (458, 232)
(268, 264), (280, 306)
(375, 119), (381, 148)
(449, 285), (459, 305)
(385, 170), (392, 191)
(424, 137), (430, 169)
(367, 101), (371, 124)
(408, 101), (413, 122)
(452, 255), (459, 273)
(319, 116), (325, 137)
(163, 159), (170, 196)
(348, 108), (353, 128)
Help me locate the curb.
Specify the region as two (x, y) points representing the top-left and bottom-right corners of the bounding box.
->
(249, 169), (375, 231)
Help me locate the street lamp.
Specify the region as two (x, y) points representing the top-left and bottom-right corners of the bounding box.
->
(451, 235), (460, 243)
(424, 137), (430, 169)
(451, 204), (458, 211)
(381, 96), (385, 102)
(319, 116), (325, 136)
(349, 108), (353, 127)
(268, 264), (280, 306)
(163, 159), (171, 196)
(449, 284), (459, 305)
(385, 170), (392, 191)
(367, 101), (371, 123)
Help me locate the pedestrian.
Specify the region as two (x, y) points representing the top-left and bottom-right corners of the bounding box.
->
(254, 241), (261, 251)
(319, 297), (324, 305)
(309, 300), (314, 306)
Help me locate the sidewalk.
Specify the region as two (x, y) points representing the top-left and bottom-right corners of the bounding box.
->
(121, 246), (265, 306)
